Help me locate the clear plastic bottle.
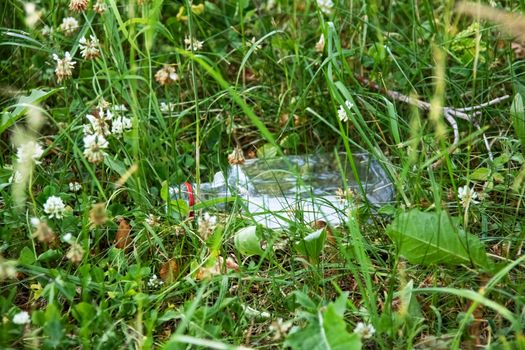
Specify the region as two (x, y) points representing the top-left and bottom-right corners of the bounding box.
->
(169, 153), (394, 228)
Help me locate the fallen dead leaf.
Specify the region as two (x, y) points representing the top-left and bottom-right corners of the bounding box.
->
(115, 218), (132, 250)
(195, 256), (239, 280)
(159, 259), (179, 283)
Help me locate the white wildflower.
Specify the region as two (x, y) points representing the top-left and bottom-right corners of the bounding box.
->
(198, 212), (217, 240)
(79, 35), (100, 60)
(112, 104), (128, 112)
(16, 141), (44, 164)
(69, 182), (82, 192)
(9, 170), (24, 184)
(30, 217), (41, 226)
(69, 0), (88, 12)
(12, 311), (31, 325)
(338, 100), (354, 122)
(59, 17), (79, 36)
(24, 3), (42, 28)
(42, 25), (54, 36)
(458, 185), (480, 208)
(83, 133), (108, 164)
(184, 36), (204, 51)
(0, 258), (17, 280)
(160, 102), (176, 113)
(84, 108), (112, 136)
(147, 274), (164, 288)
(155, 65), (179, 85)
(111, 116), (132, 137)
(62, 232), (73, 243)
(317, 0), (334, 15)
(315, 34), (325, 53)
(93, 0), (107, 14)
(52, 52), (76, 82)
(43, 195), (66, 219)
(66, 242), (84, 263)
(145, 214), (160, 226)
(354, 322), (375, 339)
(247, 37), (261, 52)
(269, 318), (293, 340)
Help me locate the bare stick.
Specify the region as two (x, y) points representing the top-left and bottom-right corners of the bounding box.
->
(355, 74), (508, 160)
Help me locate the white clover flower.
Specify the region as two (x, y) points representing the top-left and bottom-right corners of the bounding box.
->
(66, 242), (84, 263)
(42, 25), (54, 37)
(160, 102), (176, 113)
(112, 104), (128, 112)
(79, 35), (100, 60)
(155, 65), (179, 85)
(338, 100), (354, 122)
(269, 318), (293, 340)
(145, 214), (157, 225)
(62, 232), (73, 243)
(247, 37), (261, 52)
(69, 0), (88, 12)
(52, 52), (76, 82)
(16, 141), (44, 164)
(145, 214), (160, 226)
(0, 258), (17, 280)
(59, 17), (79, 36)
(198, 212), (217, 240)
(147, 274), (164, 288)
(24, 3), (42, 28)
(184, 36), (204, 51)
(30, 217), (41, 226)
(93, 0), (107, 14)
(354, 322), (375, 339)
(83, 133), (109, 164)
(458, 185), (480, 208)
(69, 181), (82, 192)
(12, 311), (31, 325)
(43, 195), (66, 219)
(111, 116), (132, 137)
(315, 34), (325, 53)
(9, 170), (24, 184)
(84, 109), (112, 136)
(317, 0), (334, 15)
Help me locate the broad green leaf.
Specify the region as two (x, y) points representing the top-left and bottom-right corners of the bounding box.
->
(470, 167), (503, 183)
(72, 302), (96, 323)
(44, 304), (64, 348)
(285, 300), (361, 350)
(234, 225), (265, 256)
(1, 88), (61, 134)
(322, 304), (362, 350)
(19, 246), (35, 265)
(469, 167), (490, 181)
(256, 143), (278, 159)
(387, 210), (490, 269)
(511, 93), (525, 153)
(295, 228), (327, 264)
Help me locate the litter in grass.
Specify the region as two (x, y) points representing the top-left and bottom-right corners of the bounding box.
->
(169, 152), (394, 228)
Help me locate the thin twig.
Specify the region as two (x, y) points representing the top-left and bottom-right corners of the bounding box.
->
(355, 74), (510, 161)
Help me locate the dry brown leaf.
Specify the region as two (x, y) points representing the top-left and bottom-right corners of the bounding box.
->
(512, 42), (525, 59)
(195, 256), (239, 280)
(310, 220), (335, 244)
(115, 218), (132, 250)
(159, 259), (179, 283)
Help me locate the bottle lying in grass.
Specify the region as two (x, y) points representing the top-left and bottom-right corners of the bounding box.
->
(167, 153), (394, 229)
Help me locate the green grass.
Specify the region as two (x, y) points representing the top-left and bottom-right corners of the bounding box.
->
(1, 0), (525, 349)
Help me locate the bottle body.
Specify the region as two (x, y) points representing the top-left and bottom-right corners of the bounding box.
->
(169, 152), (393, 228)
